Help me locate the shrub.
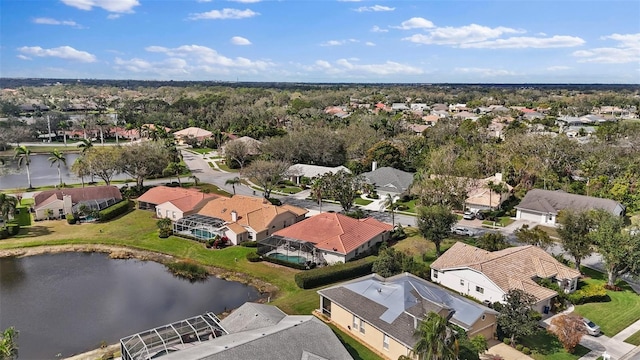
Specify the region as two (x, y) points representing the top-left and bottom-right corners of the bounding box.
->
(267, 198), (282, 206)
(567, 283), (608, 304)
(396, 205), (409, 211)
(241, 241), (258, 248)
(294, 257), (375, 289)
(0, 228), (8, 240)
(246, 252), (261, 262)
(503, 338), (511, 345)
(5, 223), (20, 236)
(515, 344), (523, 351)
(522, 347), (531, 355)
(165, 261), (208, 281)
(99, 200), (133, 222)
(66, 213), (76, 224)
(391, 224), (407, 241)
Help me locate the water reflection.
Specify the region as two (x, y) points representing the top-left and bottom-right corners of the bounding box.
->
(0, 252), (261, 359)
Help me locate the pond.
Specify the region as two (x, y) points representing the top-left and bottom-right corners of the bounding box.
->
(0, 252), (261, 359)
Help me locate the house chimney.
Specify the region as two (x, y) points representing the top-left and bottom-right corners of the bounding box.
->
(372, 161), (377, 171)
(495, 172), (503, 183)
(231, 210), (238, 222)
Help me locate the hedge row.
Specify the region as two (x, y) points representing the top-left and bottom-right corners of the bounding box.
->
(263, 255), (308, 270)
(246, 252), (261, 262)
(568, 283), (608, 304)
(5, 223), (20, 236)
(294, 257), (376, 289)
(99, 200), (133, 222)
(241, 241), (258, 248)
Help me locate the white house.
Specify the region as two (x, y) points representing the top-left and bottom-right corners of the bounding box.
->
(287, 164), (350, 185)
(430, 242), (581, 314)
(515, 189), (625, 225)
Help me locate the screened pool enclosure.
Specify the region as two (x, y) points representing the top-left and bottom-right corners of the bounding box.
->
(120, 312), (227, 360)
(257, 235), (323, 266)
(173, 214), (226, 241)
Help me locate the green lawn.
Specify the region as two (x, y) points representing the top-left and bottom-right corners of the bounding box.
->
(482, 217), (515, 228)
(624, 329), (640, 345)
(519, 330), (591, 360)
(537, 225), (560, 239)
(395, 199), (417, 214)
(216, 162), (239, 173)
(190, 147), (214, 154)
(572, 267), (640, 337)
(194, 183), (232, 197)
(355, 198), (373, 206)
(327, 323), (383, 360)
(276, 186), (303, 195)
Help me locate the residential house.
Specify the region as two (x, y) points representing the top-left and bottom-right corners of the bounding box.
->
(173, 127), (212, 143)
(33, 185), (122, 220)
(430, 242), (581, 314)
(515, 189), (624, 225)
(431, 103), (448, 112)
(180, 195), (307, 244)
(360, 166), (414, 196)
(464, 173), (513, 212)
(121, 302), (353, 360)
(318, 273), (498, 360)
(137, 186), (218, 220)
(223, 136), (262, 156)
(405, 123), (429, 135)
(391, 103), (410, 112)
(287, 164), (351, 185)
(422, 114), (440, 126)
(269, 212), (392, 264)
(410, 103), (429, 112)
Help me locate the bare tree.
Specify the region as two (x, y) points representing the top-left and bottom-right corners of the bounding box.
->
(242, 160), (290, 199)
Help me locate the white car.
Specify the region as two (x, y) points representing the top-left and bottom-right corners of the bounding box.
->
(582, 318), (601, 336)
(462, 211), (476, 220)
(452, 226), (473, 236)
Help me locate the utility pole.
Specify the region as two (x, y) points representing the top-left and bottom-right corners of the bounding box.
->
(114, 113), (119, 145)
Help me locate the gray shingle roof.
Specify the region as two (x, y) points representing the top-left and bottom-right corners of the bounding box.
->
(361, 167), (414, 194)
(219, 302), (287, 333)
(318, 273), (496, 348)
(515, 189), (623, 215)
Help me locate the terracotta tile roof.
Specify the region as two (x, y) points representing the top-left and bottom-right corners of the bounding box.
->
(173, 127), (212, 139)
(431, 242), (580, 301)
(197, 195), (306, 232)
(34, 186), (122, 208)
(226, 222), (247, 234)
(166, 193), (216, 212)
(137, 186), (217, 206)
(273, 213), (392, 254)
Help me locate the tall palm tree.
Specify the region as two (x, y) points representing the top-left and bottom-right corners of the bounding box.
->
(48, 149), (67, 186)
(0, 193), (18, 223)
(14, 145), (32, 189)
(71, 157), (90, 188)
(77, 138), (93, 153)
(163, 162), (188, 186)
(381, 193), (398, 228)
(413, 312), (458, 360)
(311, 176), (328, 213)
(95, 117), (108, 145)
(225, 177), (241, 195)
(58, 120), (70, 146)
(79, 119), (88, 140)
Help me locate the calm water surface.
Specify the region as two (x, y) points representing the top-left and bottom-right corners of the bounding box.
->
(0, 252), (261, 359)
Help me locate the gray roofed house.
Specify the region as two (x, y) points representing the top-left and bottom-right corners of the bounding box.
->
(360, 166), (415, 195)
(515, 189), (625, 225)
(134, 302), (353, 360)
(318, 273), (497, 360)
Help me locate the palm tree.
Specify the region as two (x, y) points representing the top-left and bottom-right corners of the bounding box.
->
(163, 162), (188, 186)
(311, 177), (328, 213)
(71, 157), (90, 188)
(48, 149), (67, 187)
(381, 193), (399, 228)
(189, 175), (200, 186)
(95, 117), (108, 145)
(0, 193), (18, 223)
(225, 177), (241, 195)
(58, 120), (70, 146)
(0, 326), (19, 360)
(79, 119), (88, 140)
(413, 312), (458, 360)
(14, 145), (32, 189)
(77, 138), (93, 153)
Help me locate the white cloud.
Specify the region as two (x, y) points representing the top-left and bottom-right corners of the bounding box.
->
(33, 17), (81, 27)
(61, 0), (139, 13)
(18, 46), (97, 62)
(394, 17), (434, 30)
(144, 44), (273, 70)
(320, 39), (358, 46)
(547, 65), (571, 71)
(114, 57), (189, 75)
(371, 25), (388, 33)
(107, 13), (121, 19)
(231, 36), (252, 45)
(455, 67), (516, 77)
(189, 8), (259, 20)
(354, 5), (395, 12)
(17, 55), (32, 60)
(404, 24), (523, 45)
(573, 33), (640, 64)
(365, 42), (376, 46)
(461, 35), (585, 49)
(304, 58), (423, 76)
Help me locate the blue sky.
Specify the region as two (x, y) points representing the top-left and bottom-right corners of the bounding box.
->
(1, 0), (639, 83)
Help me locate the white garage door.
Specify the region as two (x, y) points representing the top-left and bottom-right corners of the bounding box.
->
(517, 210), (542, 223)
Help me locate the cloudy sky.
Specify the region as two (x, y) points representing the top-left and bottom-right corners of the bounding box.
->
(1, 0), (639, 83)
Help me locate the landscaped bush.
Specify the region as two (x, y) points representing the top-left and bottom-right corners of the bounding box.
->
(246, 252), (261, 262)
(165, 261), (208, 281)
(294, 257), (375, 289)
(515, 344), (523, 351)
(391, 224), (407, 241)
(267, 198), (282, 206)
(5, 223), (20, 236)
(241, 241), (258, 248)
(567, 283), (608, 304)
(66, 213), (76, 224)
(99, 200), (133, 222)
(503, 338), (511, 345)
(522, 347), (531, 355)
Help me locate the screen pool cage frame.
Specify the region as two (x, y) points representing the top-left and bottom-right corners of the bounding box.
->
(257, 235), (323, 265)
(173, 214), (226, 242)
(72, 197), (120, 213)
(120, 312), (227, 360)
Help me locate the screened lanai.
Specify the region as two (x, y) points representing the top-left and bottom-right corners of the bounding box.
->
(120, 312), (227, 360)
(72, 197), (121, 213)
(173, 214), (225, 241)
(257, 235), (322, 266)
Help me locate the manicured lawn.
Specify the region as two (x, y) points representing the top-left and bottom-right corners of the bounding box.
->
(395, 199), (417, 213)
(537, 225), (560, 239)
(482, 217), (514, 228)
(573, 267), (640, 337)
(355, 198), (373, 206)
(276, 186), (303, 194)
(190, 147), (214, 154)
(216, 162), (239, 172)
(193, 183), (232, 197)
(624, 329), (640, 345)
(519, 330), (591, 360)
(327, 323), (383, 360)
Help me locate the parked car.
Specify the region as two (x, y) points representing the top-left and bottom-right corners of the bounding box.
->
(462, 211), (475, 220)
(582, 318), (601, 336)
(452, 226), (474, 236)
(475, 211), (486, 220)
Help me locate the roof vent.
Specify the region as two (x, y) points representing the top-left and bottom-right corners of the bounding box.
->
(377, 288), (382, 293)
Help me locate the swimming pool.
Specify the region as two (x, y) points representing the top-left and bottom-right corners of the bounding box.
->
(268, 252), (307, 264)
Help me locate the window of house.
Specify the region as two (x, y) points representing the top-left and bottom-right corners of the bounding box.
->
(359, 319), (365, 334)
(460, 279), (464, 286)
(548, 214), (553, 221)
(481, 314), (486, 321)
(476, 286), (484, 294)
(433, 271), (438, 279)
(352, 315), (359, 331)
(172, 211), (176, 219)
(383, 334), (389, 350)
